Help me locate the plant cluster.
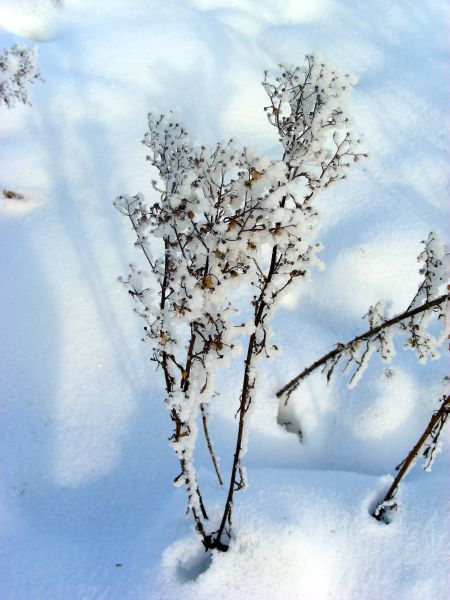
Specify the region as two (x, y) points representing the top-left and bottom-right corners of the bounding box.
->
(117, 53), (448, 549)
(115, 55), (366, 550)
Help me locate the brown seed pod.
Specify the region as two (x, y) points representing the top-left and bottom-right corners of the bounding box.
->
(202, 275), (214, 289)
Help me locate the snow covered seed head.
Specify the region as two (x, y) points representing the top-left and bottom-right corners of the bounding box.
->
(263, 55), (366, 190)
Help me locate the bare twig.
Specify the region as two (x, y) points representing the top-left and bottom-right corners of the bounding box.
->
(200, 404), (223, 486)
(211, 246), (279, 550)
(210, 332), (257, 551)
(372, 394), (450, 522)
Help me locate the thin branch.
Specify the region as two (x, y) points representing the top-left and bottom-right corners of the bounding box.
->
(372, 395), (450, 522)
(212, 246), (279, 550)
(200, 403), (223, 486)
(128, 211), (155, 270)
(276, 293), (448, 402)
(211, 331), (256, 551)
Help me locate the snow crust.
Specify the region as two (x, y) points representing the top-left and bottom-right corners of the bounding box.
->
(0, 0), (449, 599)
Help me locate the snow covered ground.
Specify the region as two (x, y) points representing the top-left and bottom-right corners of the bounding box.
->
(1, 1), (449, 598)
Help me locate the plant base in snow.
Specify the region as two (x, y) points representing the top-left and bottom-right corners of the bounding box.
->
(3, 189), (25, 201)
(373, 497), (398, 524)
(372, 394), (450, 523)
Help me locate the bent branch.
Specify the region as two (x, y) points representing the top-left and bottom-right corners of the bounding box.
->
(277, 293), (448, 403)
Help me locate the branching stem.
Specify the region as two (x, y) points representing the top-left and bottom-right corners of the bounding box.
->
(277, 293), (448, 403)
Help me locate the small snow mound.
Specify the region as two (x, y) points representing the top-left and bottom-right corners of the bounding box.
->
(163, 536), (213, 583)
(319, 231), (422, 317)
(353, 369), (417, 440)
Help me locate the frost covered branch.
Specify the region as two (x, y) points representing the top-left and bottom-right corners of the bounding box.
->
(210, 57), (365, 550)
(115, 55), (364, 551)
(263, 57), (366, 192)
(372, 394), (450, 523)
(0, 44), (42, 108)
(277, 232), (449, 403)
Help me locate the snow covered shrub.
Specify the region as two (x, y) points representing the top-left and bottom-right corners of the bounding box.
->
(115, 55), (365, 551)
(0, 44), (42, 108)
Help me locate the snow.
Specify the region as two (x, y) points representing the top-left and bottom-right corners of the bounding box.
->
(1, 0), (449, 599)
(157, 469), (450, 600)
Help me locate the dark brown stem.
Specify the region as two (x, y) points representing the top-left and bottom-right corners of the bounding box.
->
(372, 395), (450, 521)
(181, 331), (196, 392)
(212, 247), (279, 550)
(160, 238), (170, 309)
(201, 403), (223, 486)
(212, 332), (256, 550)
(276, 293), (448, 402)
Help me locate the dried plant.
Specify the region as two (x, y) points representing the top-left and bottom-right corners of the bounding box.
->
(0, 44), (43, 109)
(115, 55), (365, 550)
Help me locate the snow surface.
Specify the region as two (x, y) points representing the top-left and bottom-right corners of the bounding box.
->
(0, 0), (449, 599)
